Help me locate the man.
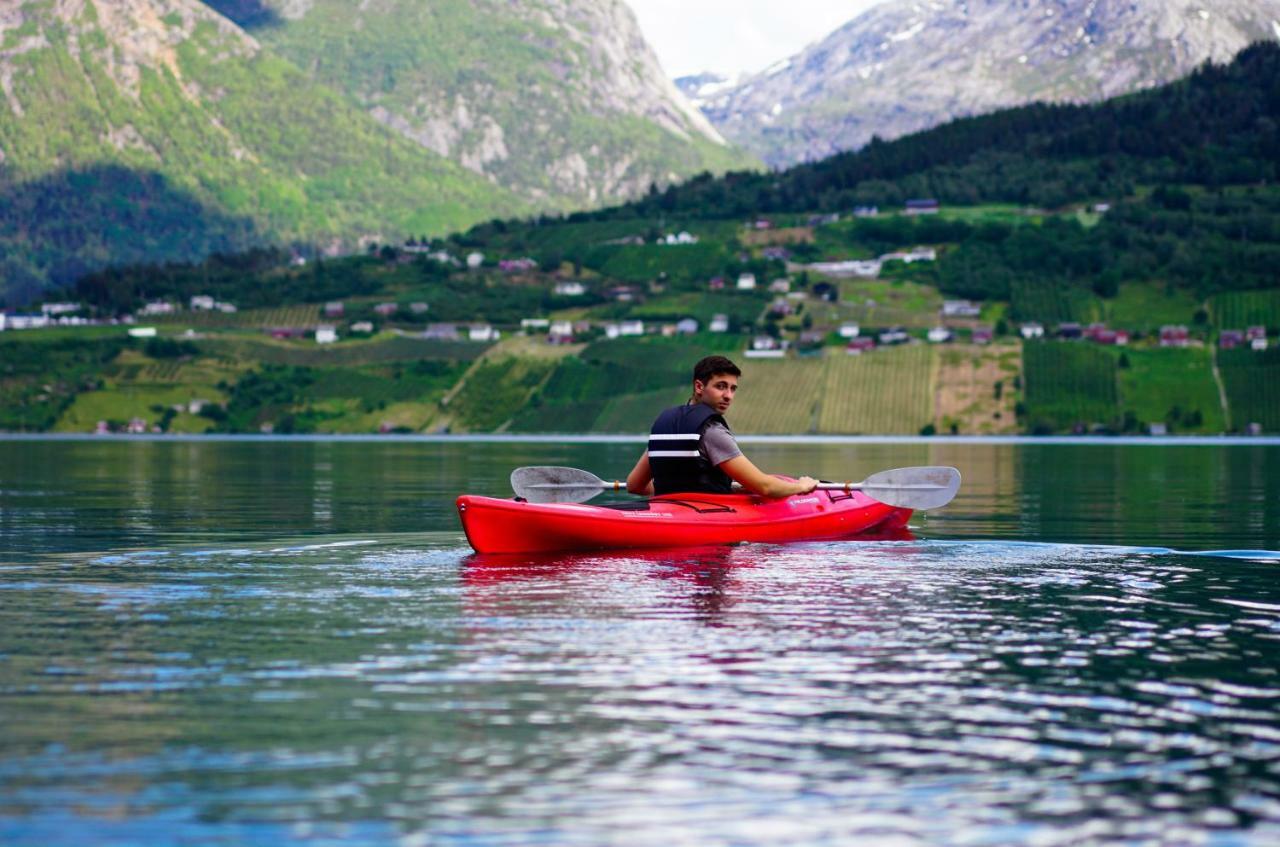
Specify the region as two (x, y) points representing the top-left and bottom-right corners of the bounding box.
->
(626, 355), (819, 498)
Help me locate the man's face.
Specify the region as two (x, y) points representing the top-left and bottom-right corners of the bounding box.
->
(693, 372), (738, 413)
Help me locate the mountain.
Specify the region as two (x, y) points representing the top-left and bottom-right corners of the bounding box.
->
(245, 0), (756, 208)
(0, 0), (524, 304)
(700, 0), (1280, 168)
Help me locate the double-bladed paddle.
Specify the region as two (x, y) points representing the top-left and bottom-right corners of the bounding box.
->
(510, 465), (961, 511)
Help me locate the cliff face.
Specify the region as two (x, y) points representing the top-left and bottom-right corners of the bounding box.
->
(700, 0), (1280, 167)
(249, 0), (755, 208)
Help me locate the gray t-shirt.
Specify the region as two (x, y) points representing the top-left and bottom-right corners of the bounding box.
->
(701, 421), (742, 467)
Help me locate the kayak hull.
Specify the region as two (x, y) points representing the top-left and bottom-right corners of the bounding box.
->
(456, 490), (912, 554)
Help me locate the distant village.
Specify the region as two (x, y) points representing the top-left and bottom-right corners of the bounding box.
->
(1, 199), (1268, 359)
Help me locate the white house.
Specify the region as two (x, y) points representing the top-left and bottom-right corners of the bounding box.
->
(550, 320), (574, 339)
(941, 300), (981, 317)
(216, 302), (237, 314)
(521, 318), (550, 330)
(466, 252), (485, 269)
(804, 259), (880, 278)
(127, 326), (157, 338)
(676, 318), (698, 335)
(469, 323), (499, 342)
(315, 326), (338, 344)
(839, 323), (860, 339)
(554, 281), (586, 296)
(1020, 322), (1045, 339)
(604, 323), (621, 339)
(141, 301), (175, 316)
(619, 320), (645, 336)
(736, 273), (757, 290)
(927, 327), (953, 343)
(41, 302), (80, 315)
(350, 321), (374, 334)
(190, 295), (216, 311)
(709, 314), (730, 333)
(662, 231), (698, 245)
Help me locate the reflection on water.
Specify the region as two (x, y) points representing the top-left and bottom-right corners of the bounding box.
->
(1, 440), (1279, 845)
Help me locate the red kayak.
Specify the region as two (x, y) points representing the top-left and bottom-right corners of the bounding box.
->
(456, 489), (912, 554)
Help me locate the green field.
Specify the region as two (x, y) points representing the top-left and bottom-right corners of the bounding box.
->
(1116, 347), (1224, 433)
(1210, 290), (1280, 332)
(1219, 347), (1280, 431)
(1023, 342), (1118, 430)
(1105, 282), (1200, 332)
(819, 345), (935, 434)
(1010, 279), (1102, 325)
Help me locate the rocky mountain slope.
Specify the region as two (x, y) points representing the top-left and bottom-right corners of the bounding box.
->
(0, 0), (523, 302)
(246, 0), (755, 208)
(701, 0), (1280, 167)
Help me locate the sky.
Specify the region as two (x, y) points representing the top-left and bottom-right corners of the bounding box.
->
(623, 0), (887, 79)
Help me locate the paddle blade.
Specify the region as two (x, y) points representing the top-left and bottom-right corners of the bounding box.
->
(510, 466), (608, 504)
(858, 465), (961, 511)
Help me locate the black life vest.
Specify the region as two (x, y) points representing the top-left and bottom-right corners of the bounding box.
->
(648, 404), (734, 495)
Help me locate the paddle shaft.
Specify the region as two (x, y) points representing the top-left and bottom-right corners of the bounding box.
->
(522, 479), (950, 493)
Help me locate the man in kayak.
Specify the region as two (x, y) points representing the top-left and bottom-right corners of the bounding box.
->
(626, 355), (819, 498)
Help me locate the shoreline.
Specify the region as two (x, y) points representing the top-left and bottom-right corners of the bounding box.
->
(1, 433), (1278, 446)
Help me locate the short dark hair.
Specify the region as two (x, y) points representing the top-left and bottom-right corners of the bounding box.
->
(693, 355), (741, 385)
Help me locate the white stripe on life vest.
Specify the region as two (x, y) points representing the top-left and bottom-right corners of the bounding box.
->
(649, 434), (699, 440)
(649, 450), (701, 457)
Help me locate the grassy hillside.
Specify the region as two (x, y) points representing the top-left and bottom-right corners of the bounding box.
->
(0, 1), (522, 303)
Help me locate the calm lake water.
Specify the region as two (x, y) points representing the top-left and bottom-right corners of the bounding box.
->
(1, 437), (1278, 845)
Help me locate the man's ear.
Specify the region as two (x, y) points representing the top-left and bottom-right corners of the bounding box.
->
(692, 379), (705, 398)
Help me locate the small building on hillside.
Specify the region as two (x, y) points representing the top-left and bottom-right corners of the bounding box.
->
(769, 278), (791, 293)
(550, 320), (574, 342)
(128, 326), (157, 338)
(521, 318), (550, 331)
(1094, 328), (1129, 346)
(469, 323), (498, 342)
(708, 276), (726, 290)
(709, 314), (730, 333)
(554, 281), (586, 296)
(853, 206), (879, 218)
(410, 302), (430, 315)
(190, 295), (216, 311)
(839, 323), (860, 339)
(466, 252), (485, 269)
(1020, 322), (1045, 339)
(927, 327), (953, 343)
(323, 301), (344, 318)
(676, 318), (699, 335)
(905, 198), (939, 215)
(942, 300), (981, 318)
(350, 321), (374, 334)
(1160, 325), (1190, 347)
(1220, 330), (1245, 349)
(1058, 322), (1083, 340)
(619, 320), (645, 337)
(846, 337), (875, 354)
(315, 325), (338, 344)
(499, 258), (537, 272)
(972, 325), (993, 345)
(878, 327), (909, 345)
(423, 322), (459, 340)
(736, 273), (757, 290)
(374, 302), (398, 317)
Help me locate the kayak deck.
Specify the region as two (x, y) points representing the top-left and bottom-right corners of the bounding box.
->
(456, 489), (912, 554)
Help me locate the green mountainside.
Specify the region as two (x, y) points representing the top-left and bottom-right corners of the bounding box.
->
(6, 44), (1280, 436)
(0, 0), (523, 303)
(241, 0), (755, 209)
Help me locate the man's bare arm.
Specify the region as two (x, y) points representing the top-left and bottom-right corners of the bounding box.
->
(719, 455), (817, 498)
(626, 452), (654, 495)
